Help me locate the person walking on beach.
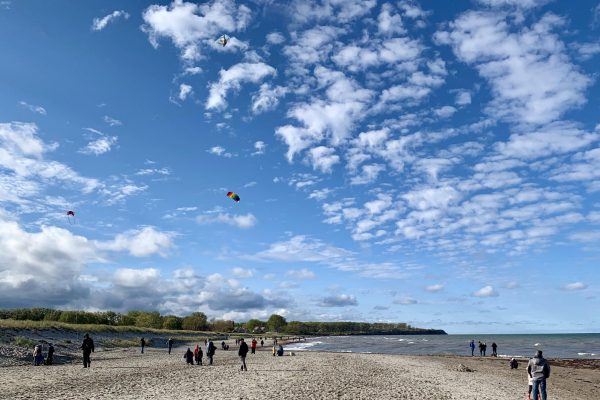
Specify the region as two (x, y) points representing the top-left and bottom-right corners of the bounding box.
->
(238, 338), (249, 371)
(140, 337), (146, 354)
(81, 333), (94, 368)
(184, 348), (194, 365)
(527, 350), (550, 400)
(46, 343), (54, 365)
(251, 338), (257, 354)
(167, 338), (174, 354)
(260, 339), (264, 348)
(207, 340), (216, 365)
(491, 342), (497, 357)
(33, 344), (44, 366)
(469, 340), (475, 356)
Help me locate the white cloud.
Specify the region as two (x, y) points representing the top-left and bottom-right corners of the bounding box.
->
(178, 83), (193, 101)
(425, 284), (444, 292)
(350, 164), (385, 185)
(92, 10), (129, 31)
(19, 101), (46, 115)
(569, 231), (600, 243)
(308, 188), (333, 201)
(251, 83), (287, 114)
(318, 294), (357, 307)
(291, 0), (377, 24)
(207, 145), (233, 157)
(142, 0), (251, 61)
(473, 285), (499, 297)
(266, 31), (285, 44)
(103, 115), (122, 126)
(232, 267), (254, 278)
(113, 268), (160, 288)
(276, 66), (373, 161)
(307, 146), (339, 173)
(495, 122), (598, 160)
(196, 213), (257, 228)
(454, 90), (472, 106)
(98, 226), (175, 257)
(135, 167), (171, 176)
(436, 12), (592, 125)
(475, 0), (550, 8)
(0, 219), (98, 307)
(574, 42), (600, 60)
(286, 268), (316, 280)
(0, 122), (99, 194)
(79, 136), (118, 156)
(393, 296), (418, 305)
(563, 282), (587, 290)
(206, 62), (276, 110)
(434, 105), (457, 118)
(252, 141), (266, 156)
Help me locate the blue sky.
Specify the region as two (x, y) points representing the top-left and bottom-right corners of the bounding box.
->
(0, 0), (599, 333)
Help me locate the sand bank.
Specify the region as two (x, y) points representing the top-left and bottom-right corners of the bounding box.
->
(0, 342), (598, 400)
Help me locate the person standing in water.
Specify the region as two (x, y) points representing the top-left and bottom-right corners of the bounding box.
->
(469, 340), (475, 356)
(238, 338), (249, 371)
(81, 334), (94, 368)
(528, 350), (550, 400)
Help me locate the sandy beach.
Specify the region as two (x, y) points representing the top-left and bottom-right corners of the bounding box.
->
(1, 341), (598, 400)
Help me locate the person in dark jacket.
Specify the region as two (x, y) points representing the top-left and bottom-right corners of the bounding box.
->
(491, 342), (497, 357)
(167, 338), (174, 354)
(206, 340), (216, 365)
(527, 350), (550, 400)
(238, 338), (249, 371)
(46, 343), (55, 365)
(184, 348), (194, 365)
(81, 334), (94, 368)
(482, 342), (487, 356)
(140, 337), (146, 354)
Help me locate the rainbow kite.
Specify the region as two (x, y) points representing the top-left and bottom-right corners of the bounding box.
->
(227, 191), (240, 202)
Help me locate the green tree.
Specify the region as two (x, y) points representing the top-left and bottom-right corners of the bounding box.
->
(162, 315), (183, 330)
(135, 311), (163, 329)
(244, 319), (264, 332)
(266, 314), (287, 332)
(181, 312), (208, 331)
(211, 319), (235, 332)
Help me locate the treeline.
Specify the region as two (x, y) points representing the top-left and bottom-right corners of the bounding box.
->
(0, 308), (233, 332)
(0, 308), (446, 335)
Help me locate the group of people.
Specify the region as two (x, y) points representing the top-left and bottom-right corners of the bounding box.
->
(32, 343), (54, 366)
(510, 351), (551, 400)
(468, 340), (498, 357)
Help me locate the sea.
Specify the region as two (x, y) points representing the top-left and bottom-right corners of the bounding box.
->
(283, 333), (600, 359)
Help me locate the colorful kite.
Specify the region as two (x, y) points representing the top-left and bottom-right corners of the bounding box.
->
(66, 210), (76, 225)
(226, 191), (240, 202)
(217, 34), (229, 47)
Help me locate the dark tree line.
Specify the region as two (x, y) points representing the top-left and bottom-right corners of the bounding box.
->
(0, 308), (234, 332)
(0, 308), (445, 335)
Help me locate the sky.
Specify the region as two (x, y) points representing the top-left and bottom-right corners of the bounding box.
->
(0, 0), (599, 334)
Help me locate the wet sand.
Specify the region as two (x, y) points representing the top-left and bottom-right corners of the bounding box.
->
(0, 344), (598, 400)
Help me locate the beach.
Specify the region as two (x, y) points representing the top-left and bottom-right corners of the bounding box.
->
(1, 343), (598, 400)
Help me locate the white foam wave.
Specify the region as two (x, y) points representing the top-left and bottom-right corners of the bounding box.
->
(284, 341), (323, 351)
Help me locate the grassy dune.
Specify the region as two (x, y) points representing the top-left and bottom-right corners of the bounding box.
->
(0, 319), (218, 337)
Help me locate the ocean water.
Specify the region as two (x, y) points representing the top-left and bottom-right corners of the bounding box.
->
(283, 334), (600, 359)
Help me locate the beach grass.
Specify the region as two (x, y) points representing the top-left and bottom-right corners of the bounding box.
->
(13, 335), (37, 348)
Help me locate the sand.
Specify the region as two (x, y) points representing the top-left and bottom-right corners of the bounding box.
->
(0, 343), (598, 400)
